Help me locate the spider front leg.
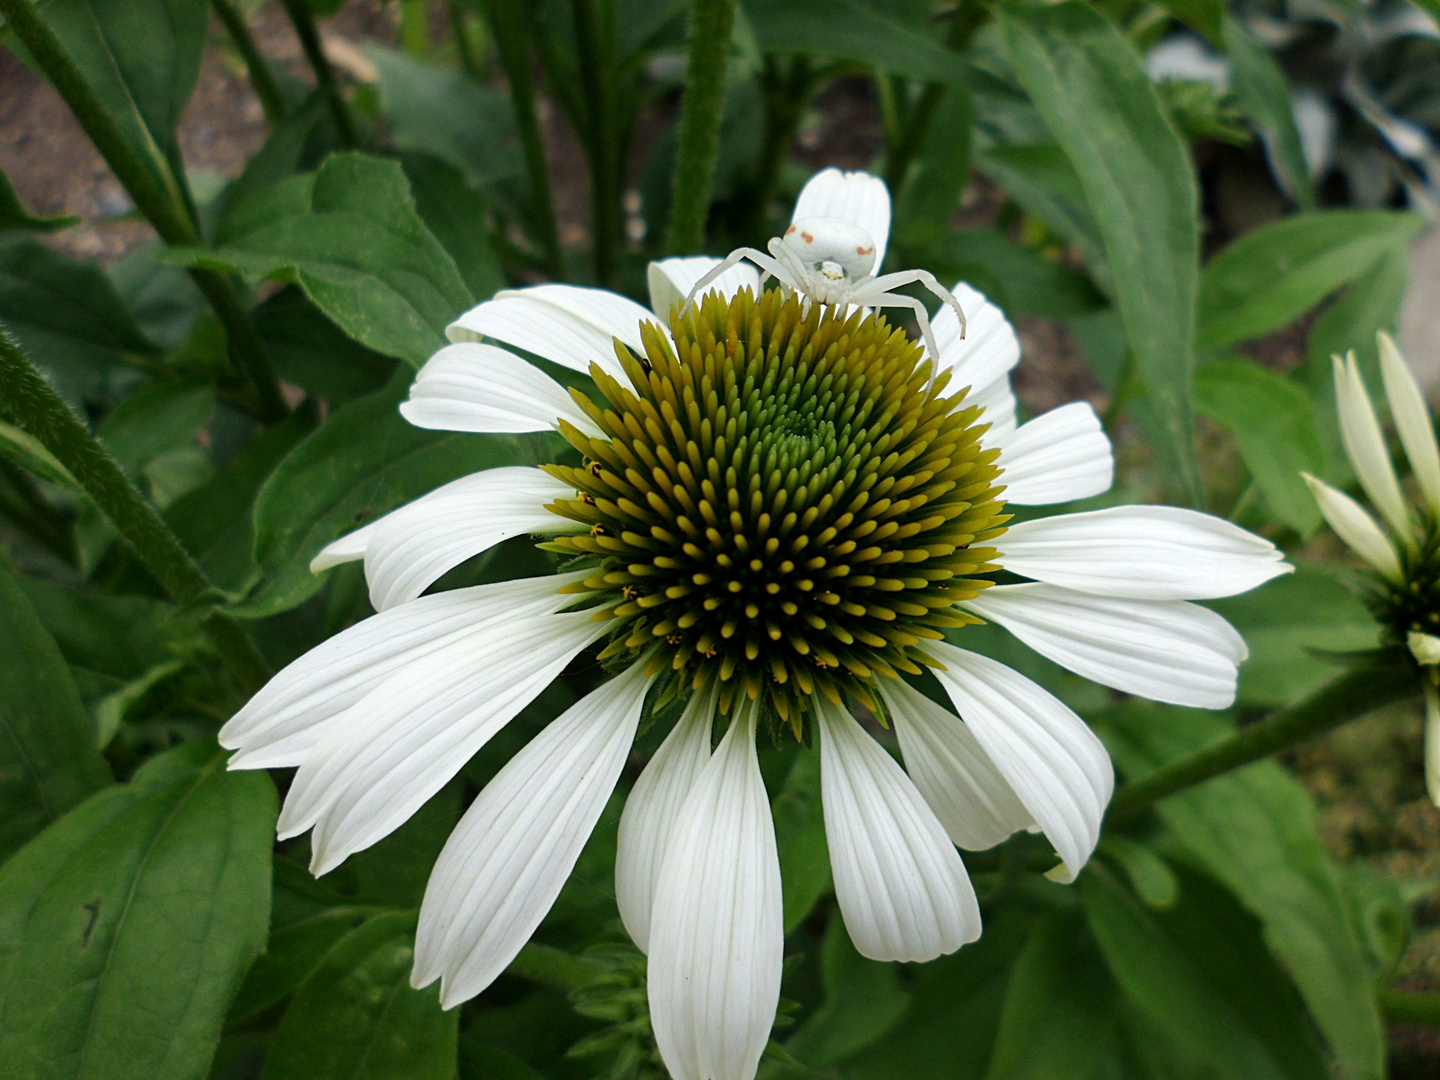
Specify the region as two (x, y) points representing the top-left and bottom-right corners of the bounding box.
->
(681, 248), (791, 318)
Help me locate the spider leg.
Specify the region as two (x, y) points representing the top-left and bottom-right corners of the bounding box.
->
(864, 291), (943, 374)
(681, 248), (773, 318)
(853, 269), (968, 340)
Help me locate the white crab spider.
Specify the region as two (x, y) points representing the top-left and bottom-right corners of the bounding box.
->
(681, 215), (967, 365)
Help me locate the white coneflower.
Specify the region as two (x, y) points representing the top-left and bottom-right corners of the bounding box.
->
(220, 169), (1290, 1080)
(1303, 334), (1440, 805)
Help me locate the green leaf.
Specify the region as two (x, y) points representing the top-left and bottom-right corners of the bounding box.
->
(239, 370), (559, 617)
(260, 911), (458, 1080)
(0, 741), (275, 1080)
(973, 144), (1107, 277)
(1100, 835), (1179, 910)
(1192, 359), (1325, 534)
(1151, 865), (1330, 1080)
(0, 168), (77, 232)
(919, 227), (1107, 320)
(894, 84), (974, 247)
(771, 747), (831, 933)
(97, 378), (215, 479)
(0, 562), (110, 863)
(1104, 705), (1386, 1080)
(1197, 210), (1425, 352)
(251, 288), (396, 404)
(787, 917), (909, 1067)
(1081, 867), (1291, 1080)
(741, 0), (967, 84)
(27, 0), (207, 208)
(400, 153), (506, 303)
(229, 907), (377, 1022)
(1153, 0), (1222, 41)
(0, 418), (82, 493)
(1222, 17), (1314, 210)
(999, 1), (1202, 504)
(0, 237), (159, 406)
(984, 914), (1117, 1080)
(366, 46), (522, 192)
(165, 402), (319, 595)
(15, 578), (176, 711)
(1208, 563), (1378, 707)
(842, 909), (1032, 1080)
(176, 154), (472, 367)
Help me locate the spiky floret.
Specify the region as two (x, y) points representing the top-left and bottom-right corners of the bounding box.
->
(1371, 529), (1440, 643)
(543, 288), (1009, 730)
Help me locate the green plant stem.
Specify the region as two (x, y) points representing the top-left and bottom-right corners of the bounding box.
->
(664, 0), (736, 255)
(400, 0), (430, 55)
(1110, 661), (1419, 821)
(506, 943), (606, 991)
(571, 0), (621, 287)
(746, 55), (812, 238)
(481, 0), (562, 277)
(448, 1), (480, 76)
(0, 0), (287, 425)
(211, 0), (288, 127)
(0, 327), (270, 694)
(882, 0), (987, 197)
(1382, 990), (1440, 1026)
(279, 0), (359, 148)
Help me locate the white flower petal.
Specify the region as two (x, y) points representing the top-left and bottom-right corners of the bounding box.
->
(971, 373), (1017, 442)
(648, 702), (782, 1080)
(927, 641), (1112, 882)
(964, 584), (1248, 709)
(933, 282), (1020, 397)
(880, 678), (1033, 852)
(1379, 331), (1440, 519)
(359, 467), (577, 611)
(817, 700), (980, 963)
(412, 660), (654, 1005)
(994, 402), (1114, 505)
(399, 342), (602, 437)
(1335, 353), (1411, 539)
(997, 505), (1292, 600)
(648, 257), (762, 319)
(615, 685), (717, 953)
(792, 168), (891, 272)
(220, 573), (583, 768)
(1302, 472), (1404, 583)
(447, 284), (660, 382)
(277, 609), (602, 874)
(310, 520), (379, 572)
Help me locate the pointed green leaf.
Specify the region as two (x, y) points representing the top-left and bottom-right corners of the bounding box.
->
(0, 741), (275, 1080)
(239, 370), (559, 617)
(0, 168), (77, 232)
(741, 0), (966, 83)
(1222, 17), (1315, 209)
(174, 154), (473, 366)
(1198, 210), (1424, 352)
(259, 911), (458, 1080)
(1105, 704), (1386, 1080)
(999, 1), (1202, 504)
(0, 562), (110, 862)
(1192, 359), (1325, 534)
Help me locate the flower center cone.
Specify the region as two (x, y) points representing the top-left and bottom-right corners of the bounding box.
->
(544, 288), (1010, 732)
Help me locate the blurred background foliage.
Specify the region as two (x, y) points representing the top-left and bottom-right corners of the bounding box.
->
(0, 0), (1438, 1077)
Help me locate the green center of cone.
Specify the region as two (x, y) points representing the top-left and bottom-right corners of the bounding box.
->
(544, 288), (1009, 731)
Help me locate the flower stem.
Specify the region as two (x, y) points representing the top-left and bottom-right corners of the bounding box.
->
(480, 0), (563, 278)
(571, 0), (621, 288)
(1109, 660), (1419, 821)
(745, 55), (812, 239)
(211, 0), (289, 128)
(880, 1), (987, 197)
(0, 0), (288, 425)
(448, 1), (481, 77)
(0, 327), (271, 693)
(665, 0), (736, 255)
(279, 0), (359, 149)
(1382, 990), (1440, 1026)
